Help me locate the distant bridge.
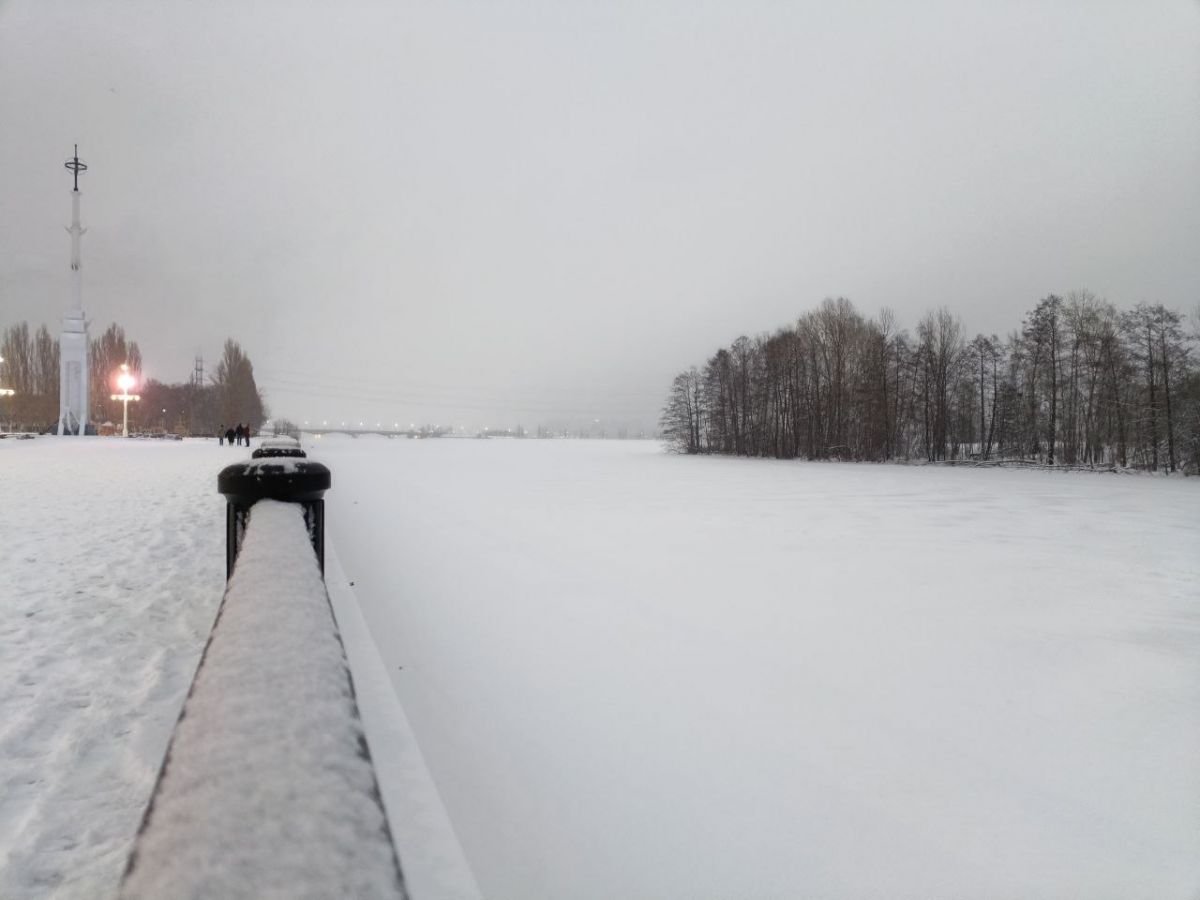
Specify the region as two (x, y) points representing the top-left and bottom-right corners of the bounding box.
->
(299, 427), (453, 439)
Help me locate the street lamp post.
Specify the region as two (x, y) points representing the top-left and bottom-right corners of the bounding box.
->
(0, 355), (14, 432)
(110, 363), (140, 437)
(0, 355), (13, 397)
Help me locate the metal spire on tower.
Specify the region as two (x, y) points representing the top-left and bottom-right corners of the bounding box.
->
(64, 146), (88, 281)
(65, 143), (87, 192)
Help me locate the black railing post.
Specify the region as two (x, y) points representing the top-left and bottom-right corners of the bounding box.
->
(218, 445), (331, 579)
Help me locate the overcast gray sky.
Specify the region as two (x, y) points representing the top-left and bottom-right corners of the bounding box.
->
(1, 0), (1197, 429)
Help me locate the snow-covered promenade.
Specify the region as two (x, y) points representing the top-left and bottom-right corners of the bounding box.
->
(0, 437), (476, 900)
(0, 438), (224, 899)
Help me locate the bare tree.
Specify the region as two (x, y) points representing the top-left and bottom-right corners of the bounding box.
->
(90, 323), (142, 426)
(213, 339), (266, 431)
(660, 368), (704, 454)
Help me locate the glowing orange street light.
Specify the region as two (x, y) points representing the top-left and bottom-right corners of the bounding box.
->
(110, 363), (140, 437)
(0, 355), (14, 436)
(0, 354), (14, 399)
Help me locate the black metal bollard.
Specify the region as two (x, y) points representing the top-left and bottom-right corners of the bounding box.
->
(217, 450), (331, 580)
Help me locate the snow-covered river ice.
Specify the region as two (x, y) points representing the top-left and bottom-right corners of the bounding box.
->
(320, 436), (1200, 900)
(2, 436), (1198, 899)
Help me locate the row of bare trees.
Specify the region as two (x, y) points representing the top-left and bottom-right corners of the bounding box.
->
(1, 322), (266, 435)
(661, 293), (1199, 473)
(1, 322), (63, 426)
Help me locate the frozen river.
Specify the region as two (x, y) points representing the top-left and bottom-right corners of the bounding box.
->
(317, 436), (1200, 900)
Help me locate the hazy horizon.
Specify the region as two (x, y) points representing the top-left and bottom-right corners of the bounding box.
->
(2, 0), (1197, 429)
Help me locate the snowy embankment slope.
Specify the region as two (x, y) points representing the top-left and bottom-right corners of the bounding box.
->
(0, 438), (225, 900)
(316, 436), (1200, 900)
(326, 545), (484, 900)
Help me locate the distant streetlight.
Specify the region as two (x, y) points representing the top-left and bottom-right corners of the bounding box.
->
(110, 363), (140, 437)
(0, 354), (14, 399)
(0, 355), (14, 433)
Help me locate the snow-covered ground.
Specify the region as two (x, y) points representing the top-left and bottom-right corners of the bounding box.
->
(0, 437), (478, 900)
(317, 436), (1200, 900)
(3, 435), (1199, 899)
(0, 438), (225, 900)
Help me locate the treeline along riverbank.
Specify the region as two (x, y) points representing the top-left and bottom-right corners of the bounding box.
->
(661, 293), (1198, 473)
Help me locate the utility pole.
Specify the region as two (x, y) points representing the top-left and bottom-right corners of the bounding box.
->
(0, 354), (14, 432)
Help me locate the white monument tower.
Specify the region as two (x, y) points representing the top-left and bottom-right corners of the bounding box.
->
(57, 145), (90, 435)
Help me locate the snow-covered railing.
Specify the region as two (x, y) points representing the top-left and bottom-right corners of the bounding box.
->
(119, 459), (408, 899)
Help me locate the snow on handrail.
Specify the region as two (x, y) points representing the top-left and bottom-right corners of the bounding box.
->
(119, 500), (408, 899)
